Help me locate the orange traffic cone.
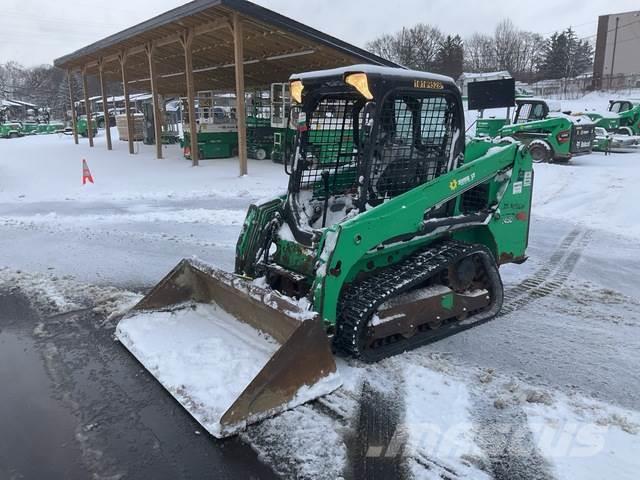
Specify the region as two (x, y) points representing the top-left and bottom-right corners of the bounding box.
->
(82, 159), (94, 185)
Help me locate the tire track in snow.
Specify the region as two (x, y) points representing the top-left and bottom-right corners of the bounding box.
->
(345, 379), (408, 480)
(501, 227), (592, 316)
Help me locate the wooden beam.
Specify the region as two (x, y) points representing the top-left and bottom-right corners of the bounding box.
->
(81, 67), (94, 147)
(98, 59), (112, 151)
(67, 70), (79, 145)
(146, 43), (164, 160)
(119, 52), (135, 155)
(232, 13), (248, 176)
(180, 29), (198, 167)
(79, 18), (233, 71)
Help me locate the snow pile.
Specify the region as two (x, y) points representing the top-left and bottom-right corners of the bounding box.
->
(0, 266), (142, 319)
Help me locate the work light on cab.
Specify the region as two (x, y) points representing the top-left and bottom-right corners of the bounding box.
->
(290, 80), (304, 104)
(344, 72), (373, 100)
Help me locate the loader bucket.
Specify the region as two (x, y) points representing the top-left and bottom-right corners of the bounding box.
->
(115, 259), (341, 438)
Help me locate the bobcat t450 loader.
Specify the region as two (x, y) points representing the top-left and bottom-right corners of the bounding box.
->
(498, 98), (595, 163)
(116, 65), (534, 438)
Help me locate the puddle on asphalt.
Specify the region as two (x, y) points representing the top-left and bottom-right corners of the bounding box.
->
(0, 329), (89, 479)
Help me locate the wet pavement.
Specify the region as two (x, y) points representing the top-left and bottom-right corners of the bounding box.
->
(0, 291), (278, 480)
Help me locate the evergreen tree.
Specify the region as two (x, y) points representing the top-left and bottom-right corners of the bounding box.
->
(539, 28), (593, 79)
(434, 35), (464, 79)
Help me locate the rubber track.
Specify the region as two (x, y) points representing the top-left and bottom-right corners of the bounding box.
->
(335, 240), (501, 362)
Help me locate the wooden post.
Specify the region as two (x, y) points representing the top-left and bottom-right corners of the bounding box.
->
(119, 52), (135, 155)
(98, 59), (112, 151)
(81, 67), (94, 147)
(67, 69), (79, 145)
(180, 29), (198, 166)
(232, 13), (248, 176)
(146, 43), (164, 160)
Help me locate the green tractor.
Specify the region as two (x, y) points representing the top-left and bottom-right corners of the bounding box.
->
(497, 98), (595, 163)
(116, 65), (534, 438)
(0, 122), (23, 139)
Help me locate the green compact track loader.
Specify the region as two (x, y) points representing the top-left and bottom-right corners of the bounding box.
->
(117, 65), (534, 438)
(497, 98), (595, 163)
(609, 99), (640, 136)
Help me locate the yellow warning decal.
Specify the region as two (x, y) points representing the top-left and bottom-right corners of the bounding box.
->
(449, 179), (459, 190)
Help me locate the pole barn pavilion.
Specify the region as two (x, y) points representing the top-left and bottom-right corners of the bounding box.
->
(54, 0), (397, 174)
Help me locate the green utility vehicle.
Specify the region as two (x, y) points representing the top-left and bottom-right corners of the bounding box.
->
(497, 98), (595, 163)
(0, 122), (23, 138)
(118, 65), (535, 437)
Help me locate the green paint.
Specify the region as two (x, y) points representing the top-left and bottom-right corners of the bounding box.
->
(0, 122), (22, 138)
(441, 293), (454, 310)
(233, 70), (534, 331)
(476, 118), (508, 138)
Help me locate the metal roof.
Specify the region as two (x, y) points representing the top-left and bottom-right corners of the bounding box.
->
(54, 0), (398, 95)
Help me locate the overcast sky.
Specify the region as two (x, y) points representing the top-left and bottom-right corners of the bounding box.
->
(2, 0), (639, 66)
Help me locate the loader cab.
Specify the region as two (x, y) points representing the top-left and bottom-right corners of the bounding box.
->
(609, 100), (634, 113)
(285, 65), (465, 245)
(609, 99), (640, 135)
(513, 99), (559, 123)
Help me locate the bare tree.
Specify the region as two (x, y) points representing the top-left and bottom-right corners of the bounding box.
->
(366, 23), (444, 71)
(463, 20), (544, 80)
(464, 33), (497, 72)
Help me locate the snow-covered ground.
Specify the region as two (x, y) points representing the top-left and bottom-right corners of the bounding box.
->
(1, 121), (639, 479)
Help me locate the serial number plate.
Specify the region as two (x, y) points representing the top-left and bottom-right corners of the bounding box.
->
(413, 80), (444, 89)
